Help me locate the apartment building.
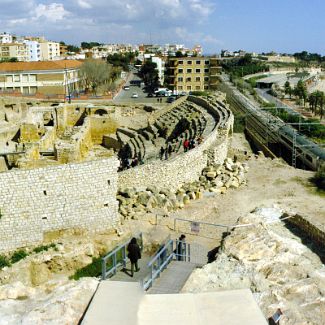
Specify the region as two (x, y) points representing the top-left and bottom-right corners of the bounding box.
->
(40, 41), (60, 61)
(0, 60), (82, 96)
(24, 40), (41, 61)
(166, 57), (220, 92)
(0, 33), (13, 44)
(0, 43), (28, 61)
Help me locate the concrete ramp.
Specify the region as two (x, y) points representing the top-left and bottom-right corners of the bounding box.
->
(81, 281), (143, 325)
(82, 282), (267, 325)
(139, 289), (267, 325)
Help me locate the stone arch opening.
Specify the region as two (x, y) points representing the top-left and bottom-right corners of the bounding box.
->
(94, 109), (108, 116)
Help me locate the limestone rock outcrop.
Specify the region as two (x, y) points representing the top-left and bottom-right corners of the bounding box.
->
(182, 207), (325, 325)
(0, 278), (98, 325)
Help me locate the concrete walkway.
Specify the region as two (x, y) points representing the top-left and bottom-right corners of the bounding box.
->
(110, 255), (152, 283)
(81, 281), (268, 325)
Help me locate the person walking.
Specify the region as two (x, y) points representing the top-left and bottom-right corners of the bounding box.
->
(127, 237), (141, 277)
(183, 139), (190, 152)
(177, 234), (186, 261)
(159, 146), (165, 160)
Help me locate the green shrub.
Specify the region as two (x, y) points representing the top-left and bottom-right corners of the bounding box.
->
(70, 256), (102, 280)
(233, 113), (246, 133)
(33, 243), (56, 254)
(311, 166), (325, 191)
(0, 255), (10, 269)
(11, 249), (28, 264)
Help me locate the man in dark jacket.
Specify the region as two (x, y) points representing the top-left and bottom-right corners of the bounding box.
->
(177, 234), (186, 261)
(127, 237), (141, 277)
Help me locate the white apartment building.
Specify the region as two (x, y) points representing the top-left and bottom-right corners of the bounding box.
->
(40, 41), (60, 61)
(0, 33), (13, 44)
(24, 40), (41, 61)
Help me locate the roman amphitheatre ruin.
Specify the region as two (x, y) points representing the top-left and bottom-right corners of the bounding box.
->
(0, 93), (324, 324)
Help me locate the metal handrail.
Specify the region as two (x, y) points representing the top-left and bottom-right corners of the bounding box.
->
(101, 232), (143, 280)
(142, 238), (193, 290)
(143, 239), (175, 290)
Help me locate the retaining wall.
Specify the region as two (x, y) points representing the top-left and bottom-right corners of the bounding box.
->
(0, 157), (119, 252)
(118, 97), (233, 192)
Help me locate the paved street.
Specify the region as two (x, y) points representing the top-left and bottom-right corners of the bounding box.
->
(113, 71), (169, 105)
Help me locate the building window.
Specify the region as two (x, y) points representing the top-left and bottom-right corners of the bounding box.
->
(195, 69), (201, 73)
(6, 75), (13, 83)
(195, 77), (201, 82)
(187, 60), (192, 64)
(186, 68), (192, 73)
(196, 60), (201, 65)
(204, 85), (209, 90)
(187, 85), (192, 90)
(178, 68), (183, 73)
(178, 86), (183, 90)
(178, 77), (183, 82)
(29, 75), (36, 82)
(22, 75), (28, 82)
(205, 60), (210, 65)
(186, 77), (191, 82)
(14, 75), (20, 82)
(30, 87), (37, 94)
(204, 77), (209, 81)
(178, 60), (183, 65)
(204, 68), (209, 73)
(196, 86), (201, 90)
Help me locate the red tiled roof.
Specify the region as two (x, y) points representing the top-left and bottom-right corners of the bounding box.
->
(0, 60), (83, 72)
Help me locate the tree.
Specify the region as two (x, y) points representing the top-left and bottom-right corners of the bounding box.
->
(81, 42), (101, 49)
(107, 52), (135, 71)
(139, 60), (159, 90)
(284, 81), (292, 98)
(80, 59), (112, 95)
(294, 80), (307, 106)
(309, 90), (325, 119)
(66, 45), (80, 53)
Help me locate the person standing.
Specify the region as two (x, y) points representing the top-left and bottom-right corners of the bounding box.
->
(159, 146), (165, 160)
(177, 234), (186, 261)
(183, 139), (189, 152)
(127, 237), (141, 277)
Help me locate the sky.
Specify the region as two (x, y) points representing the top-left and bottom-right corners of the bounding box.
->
(0, 0), (324, 54)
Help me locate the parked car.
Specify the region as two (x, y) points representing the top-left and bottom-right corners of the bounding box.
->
(131, 92), (139, 98)
(123, 86), (130, 90)
(147, 93), (154, 97)
(167, 96), (176, 103)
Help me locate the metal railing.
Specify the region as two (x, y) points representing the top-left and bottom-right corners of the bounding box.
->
(142, 239), (191, 290)
(101, 232), (143, 280)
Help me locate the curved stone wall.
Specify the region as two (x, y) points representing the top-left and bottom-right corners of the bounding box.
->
(118, 95), (233, 192)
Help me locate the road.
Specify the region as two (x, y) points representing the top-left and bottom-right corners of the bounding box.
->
(113, 71), (169, 105)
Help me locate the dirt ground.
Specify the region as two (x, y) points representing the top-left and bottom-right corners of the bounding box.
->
(167, 133), (324, 231)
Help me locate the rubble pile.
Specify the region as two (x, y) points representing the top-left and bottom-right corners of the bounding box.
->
(117, 158), (248, 220)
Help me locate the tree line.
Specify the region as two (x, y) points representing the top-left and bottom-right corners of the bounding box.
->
(284, 80), (324, 119)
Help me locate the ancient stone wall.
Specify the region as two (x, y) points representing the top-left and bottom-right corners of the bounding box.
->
(0, 157), (119, 252)
(89, 116), (118, 145)
(119, 97), (233, 192)
(55, 117), (92, 163)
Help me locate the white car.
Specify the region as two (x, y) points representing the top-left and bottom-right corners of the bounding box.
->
(131, 92), (138, 98)
(123, 86), (130, 90)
